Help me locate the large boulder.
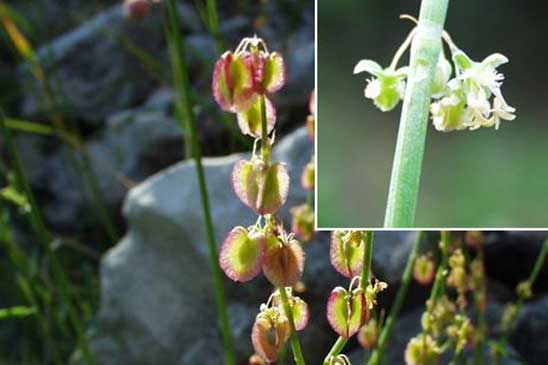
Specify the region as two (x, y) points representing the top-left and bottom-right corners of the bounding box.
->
(18, 3), (200, 125)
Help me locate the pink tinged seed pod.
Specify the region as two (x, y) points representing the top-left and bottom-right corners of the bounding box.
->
(252, 309), (290, 363)
(330, 232), (364, 278)
(413, 255), (436, 286)
(358, 318), (379, 350)
(212, 51), (257, 113)
(232, 159), (290, 216)
(237, 96), (277, 138)
(263, 236), (305, 288)
(290, 204), (315, 242)
(123, 0), (151, 21)
(219, 226), (265, 282)
(301, 161), (315, 190)
(261, 52), (286, 93)
(272, 290), (310, 331)
(327, 287), (369, 338)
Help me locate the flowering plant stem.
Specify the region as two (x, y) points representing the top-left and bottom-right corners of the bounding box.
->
(429, 231), (450, 303)
(323, 232), (374, 364)
(0, 110), (94, 365)
(278, 287), (306, 365)
(383, 0), (450, 227)
(164, 1), (235, 364)
(368, 231), (423, 365)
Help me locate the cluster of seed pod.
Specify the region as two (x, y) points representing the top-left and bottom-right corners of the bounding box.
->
(325, 231), (387, 363)
(213, 36), (310, 363)
(405, 233), (488, 365)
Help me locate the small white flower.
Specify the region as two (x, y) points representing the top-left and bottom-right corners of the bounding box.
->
(354, 59), (408, 112)
(490, 96), (516, 129)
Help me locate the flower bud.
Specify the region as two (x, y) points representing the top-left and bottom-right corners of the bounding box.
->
(123, 0), (151, 21)
(404, 334), (440, 365)
(232, 158), (290, 215)
(290, 204), (315, 242)
(327, 286), (369, 339)
(219, 226), (265, 282)
(353, 59), (408, 112)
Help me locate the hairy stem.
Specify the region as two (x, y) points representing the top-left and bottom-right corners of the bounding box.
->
(279, 287), (306, 365)
(383, 0), (450, 227)
(323, 232), (374, 364)
(368, 231), (423, 365)
(164, 1), (235, 364)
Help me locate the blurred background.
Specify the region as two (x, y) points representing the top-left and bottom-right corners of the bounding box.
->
(317, 0), (548, 228)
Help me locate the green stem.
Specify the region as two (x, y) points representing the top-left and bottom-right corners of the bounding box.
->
(528, 237), (548, 284)
(323, 337), (348, 364)
(324, 232), (374, 364)
(165, 0), (193, 159)
(361, 231), (374, 290)
(368, 231), (423, 365)
(1, 110), (95, 364)
(205, 0), (223, 55)
(383, 0), (450, 228)
(164, 2), (235, 364)
(429, 231), (450, 303)
(279, 287), (306, 365)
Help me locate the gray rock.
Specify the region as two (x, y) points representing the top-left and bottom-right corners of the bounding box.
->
(18, 3), (199, 125)
(41, 90), (182, 231)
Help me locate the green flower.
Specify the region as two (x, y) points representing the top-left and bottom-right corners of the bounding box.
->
(353, 59), (408, 112)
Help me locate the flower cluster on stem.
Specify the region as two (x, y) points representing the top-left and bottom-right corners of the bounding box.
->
(354, 15), (516, 132)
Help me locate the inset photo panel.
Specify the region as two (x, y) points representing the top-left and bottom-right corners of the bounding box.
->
(316, 0), (548, 228)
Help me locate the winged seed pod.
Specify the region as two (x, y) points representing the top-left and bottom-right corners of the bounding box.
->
(271, 288), (310, 331)
(262, 229), (305, 287)
(413, 254), (436, 286)
(327, 286), (369, 339)
(232, 157), (290, 216)
(290, 204), (315, 242)
(252, 307), (290, 363)
(219, 226), (265, 282)
(330, 231), (365, 278)
(358, 317), (380, 350)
